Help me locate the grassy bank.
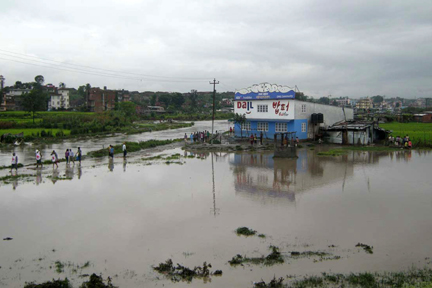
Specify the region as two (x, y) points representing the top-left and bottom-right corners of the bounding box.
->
(317, 146), (401, 156)
(255, 268), (432, 288)
(87, 139), (181, 157)
(381, 122), (432, 147)
(0, 128), (71, 137)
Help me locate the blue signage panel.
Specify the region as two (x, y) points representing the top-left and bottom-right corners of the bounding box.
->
(235, 90), (295, 100)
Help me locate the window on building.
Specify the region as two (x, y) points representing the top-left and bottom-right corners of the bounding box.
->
(301, 104), (306, 113)
(241, 122), (251, 131)
(257, 122), (268, 131)
(257, 104), (268, 113)
(301, 122), (306, 132)
(275, 122), (287, 132)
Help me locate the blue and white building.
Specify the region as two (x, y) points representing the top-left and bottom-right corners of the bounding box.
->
(233, 83), (354, 140)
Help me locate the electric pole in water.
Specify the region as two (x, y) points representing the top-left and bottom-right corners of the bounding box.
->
(210, 78), (219, 144)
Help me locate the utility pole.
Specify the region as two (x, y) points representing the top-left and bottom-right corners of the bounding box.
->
(210, 78), (219, 144)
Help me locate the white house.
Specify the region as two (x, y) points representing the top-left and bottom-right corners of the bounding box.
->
(48, 88), (70, 110)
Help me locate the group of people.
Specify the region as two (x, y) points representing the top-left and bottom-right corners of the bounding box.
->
(186, 131), (213, 143)
(108, 142), (127, 159)
(10, 147), (82, 171)
(388, 135), (412, 148)
(249, 132), (264, 146)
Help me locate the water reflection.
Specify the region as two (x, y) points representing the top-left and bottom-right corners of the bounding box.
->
(50, 169), (60, 184)
(108, 159), (114, 172)
(123, 159), (127, 172)
(36, 169), (42, 185)
(229, 148), (422, 203)
(65, 164), (74, 179)
(10, 170), (18, 190)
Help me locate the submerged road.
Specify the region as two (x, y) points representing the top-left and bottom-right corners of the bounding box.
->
(0, 120), (231, 166)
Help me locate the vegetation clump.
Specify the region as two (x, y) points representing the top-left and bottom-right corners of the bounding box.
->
(254, 276), (285, 288)
(356, 242), (374, 254)
(80, 273), (117, 288)
(229, 246), (284, 266)
(236, 227), (257, 236)
(24, 278), (71, 288)
(153, 259), (221, 282)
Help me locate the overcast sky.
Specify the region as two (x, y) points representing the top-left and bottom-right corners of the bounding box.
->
(1, 0), (431, 98)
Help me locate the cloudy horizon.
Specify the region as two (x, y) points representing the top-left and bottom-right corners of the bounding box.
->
(1, 0), (431, 99)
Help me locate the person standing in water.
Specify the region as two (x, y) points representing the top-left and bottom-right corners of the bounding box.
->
(65, 149), (69, 164)
(51, 150), (59, 168)
(76, 147), (82, 164)
(36, 150), (43, 168)
(122, 142), (127, 158)
(11, 152), (18, 171)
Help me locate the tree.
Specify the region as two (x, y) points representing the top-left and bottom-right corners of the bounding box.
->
(233, 113), (246, 138)
(190, 90), (198, 111)
(295, 92), (308, 101)
(22, 86), (48, 123)
(14, 81), (23, 89)
(116, 101), (137, 122)
(34, 75), (44, 85)
(171, 93), (185, 109)
(158, 94), (171, 108)
(150, 94), (157, 106)
(317, 97), (330, 105)
(372, 95), (384, 103)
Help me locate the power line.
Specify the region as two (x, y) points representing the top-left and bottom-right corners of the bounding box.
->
(0, 49), (210, 81)
(0, 56), (207, 83)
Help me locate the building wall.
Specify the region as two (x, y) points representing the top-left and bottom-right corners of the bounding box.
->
(88, 88), (115, 112)
(234, 100), (353, 140)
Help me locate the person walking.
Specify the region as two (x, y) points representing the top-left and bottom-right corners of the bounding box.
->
(190, 133), (194, 144)
(184, 133), (187, 142)
(36, 150), (43, 168)
(65, 149), (69, 164)
(76, 147), (82, 164)
(51, 150), (59, 168)
(250, 134), (254, 146)
(108, 145), (114, 159)
(260, 132), (263, 145)
(122, 142), (127, 158)
(11, 152), (18, 171)
(69, 148), (75, 165)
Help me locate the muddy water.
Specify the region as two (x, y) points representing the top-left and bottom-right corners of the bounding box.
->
(0, 120), (230, 166)
(0, 148), (432, 287)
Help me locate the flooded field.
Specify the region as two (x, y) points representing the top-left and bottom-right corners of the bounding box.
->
(0, 120), (230, 166)
(1, 146), (432, 287)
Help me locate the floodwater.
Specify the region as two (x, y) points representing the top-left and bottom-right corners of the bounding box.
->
(0, 120), (231, 166)
(0, 146), (432, 287)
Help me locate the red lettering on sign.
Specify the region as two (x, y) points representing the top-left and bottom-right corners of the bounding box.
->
(242, 102), (247, 109)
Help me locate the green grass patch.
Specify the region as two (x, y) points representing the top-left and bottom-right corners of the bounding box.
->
(0, 174), (33, 184)
(381, 122), (432, 147)
(87, 139), (180, 157)
(254, 268), (432, 288)
(343, 146), (401, 152)
(317, 149), (347, 156)
(0, 128), (70, 137)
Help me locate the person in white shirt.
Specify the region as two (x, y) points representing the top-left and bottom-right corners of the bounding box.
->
(122, 142), (127, 158)
(11, 152), (18, 171)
